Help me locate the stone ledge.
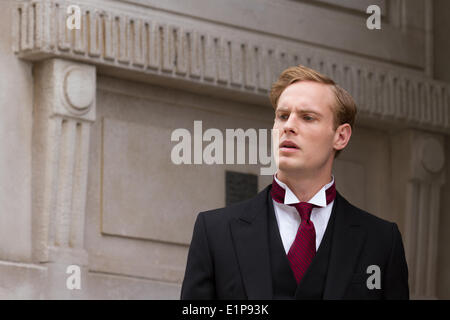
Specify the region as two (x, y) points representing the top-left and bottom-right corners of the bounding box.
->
(87, 271), (181, 299)
(0, 260), (47, 299)
(0, 260), (181, 299)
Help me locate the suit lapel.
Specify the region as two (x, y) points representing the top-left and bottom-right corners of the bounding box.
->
(230, 186), (273, 299)
(323, 192), (367, 299)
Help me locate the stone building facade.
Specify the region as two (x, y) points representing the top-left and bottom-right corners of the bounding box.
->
(0, 0), (449, 299)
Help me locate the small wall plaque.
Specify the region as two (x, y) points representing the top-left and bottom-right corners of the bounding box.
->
(225, 171), (258, 206)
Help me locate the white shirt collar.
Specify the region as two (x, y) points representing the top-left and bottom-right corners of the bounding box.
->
(274, 173), (335, 207)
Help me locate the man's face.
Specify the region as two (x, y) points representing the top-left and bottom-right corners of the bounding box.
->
(273, 81), (338, 175)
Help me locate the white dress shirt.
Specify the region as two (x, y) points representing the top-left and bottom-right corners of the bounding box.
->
(272, 174), (335, 254)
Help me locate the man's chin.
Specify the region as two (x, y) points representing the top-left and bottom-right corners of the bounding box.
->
(277, 159), (305, 172)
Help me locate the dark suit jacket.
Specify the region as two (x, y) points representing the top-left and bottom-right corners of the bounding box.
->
(181, 185), (409, 299)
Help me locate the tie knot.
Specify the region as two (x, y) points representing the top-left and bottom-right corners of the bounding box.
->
(291, 202), (314, 221)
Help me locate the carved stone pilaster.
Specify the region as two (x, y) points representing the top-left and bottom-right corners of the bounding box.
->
(32, 59), (95, 272)
(392, 130), (446, 299)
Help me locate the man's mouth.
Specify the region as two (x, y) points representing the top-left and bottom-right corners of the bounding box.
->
(279, 140), (300, 152)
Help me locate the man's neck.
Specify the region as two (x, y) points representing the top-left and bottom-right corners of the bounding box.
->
(276, 169), (333, 203)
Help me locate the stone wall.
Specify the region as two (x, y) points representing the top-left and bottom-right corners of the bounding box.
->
(0, 0), (449, 299)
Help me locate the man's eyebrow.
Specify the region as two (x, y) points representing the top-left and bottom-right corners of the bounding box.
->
(276, 107), (322, 116)
(297, 109), (322, 116)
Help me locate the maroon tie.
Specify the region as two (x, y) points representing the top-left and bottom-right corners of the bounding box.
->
(271, 178), (336, 284)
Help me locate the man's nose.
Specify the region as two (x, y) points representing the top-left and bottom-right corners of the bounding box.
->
(283, 114), (297, 134)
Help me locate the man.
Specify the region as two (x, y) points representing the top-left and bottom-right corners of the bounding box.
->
(181, 65), (409, 300)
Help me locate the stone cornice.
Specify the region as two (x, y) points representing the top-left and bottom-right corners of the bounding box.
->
(13, 0), (450, 133)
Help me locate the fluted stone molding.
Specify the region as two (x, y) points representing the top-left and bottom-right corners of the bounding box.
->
(32, 58), (95, 269)
(392, 130), (446, 300)
(407, 136), (445, 299)
(12, 0), (450, 134)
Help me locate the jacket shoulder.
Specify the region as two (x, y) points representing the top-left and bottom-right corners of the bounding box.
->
(197, 185), (271, 224)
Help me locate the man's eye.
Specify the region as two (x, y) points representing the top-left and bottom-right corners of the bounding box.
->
(278, 114), (288, 120)
(303, 115), (314, 121)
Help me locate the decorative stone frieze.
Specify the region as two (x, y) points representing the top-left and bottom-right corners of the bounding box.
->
(13, 0), (450, 133)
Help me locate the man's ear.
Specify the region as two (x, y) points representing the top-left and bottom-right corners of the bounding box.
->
(333, 123), (352, 152)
